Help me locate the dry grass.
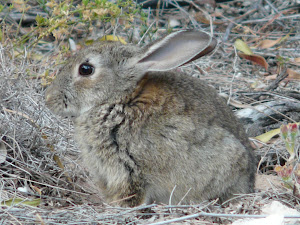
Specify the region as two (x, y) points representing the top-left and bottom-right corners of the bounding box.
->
(0, 0), (300, 224)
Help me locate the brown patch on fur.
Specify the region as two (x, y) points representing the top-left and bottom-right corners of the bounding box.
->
(128, 75), (174, 115)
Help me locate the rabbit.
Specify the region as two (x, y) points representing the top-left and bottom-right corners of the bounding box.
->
(45, 30), (256, 207)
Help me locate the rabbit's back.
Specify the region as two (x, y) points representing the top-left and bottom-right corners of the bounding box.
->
(128, 72), (255, 203)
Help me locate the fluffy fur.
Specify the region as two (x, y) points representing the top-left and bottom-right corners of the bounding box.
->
(45, 31), (256, 207)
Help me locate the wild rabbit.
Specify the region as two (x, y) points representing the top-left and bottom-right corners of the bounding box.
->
(45, 30), (256, 207)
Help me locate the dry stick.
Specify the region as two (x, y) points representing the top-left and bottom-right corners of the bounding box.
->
(4, 173), (90, 195)
(256, 144), (273, 174)
(155, 0), (161, 28)
(149, 212), (300, 225)
(177, 188), (192, 205)
(96, 204), (157, 221)
(256, 0), (284, 27)
(222, 1), (260, 42)
(167, 1), (198, 28)
(222, 16), (251, 42)
(257, 13), (281, 33)
(4, 211), (22, 225)
(138, 21), (156, 45)
(168, 185), (176, 206)
(227, 43), (239, 105)
(264, 0), (280, 14)
(235, 97), (297, 123)
(265, 66), (288, 91)
(185, 0), (214, 35)
(237, 91), (300, 103)
(257, 100), (298, 123)
(242, 14), (300, 24)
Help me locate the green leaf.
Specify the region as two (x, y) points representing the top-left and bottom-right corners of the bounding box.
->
(234, 39), (253, 55)
(1, 198), (41, 207)
(255, 128), (280, 143)
(36, 15), (45, 25)
(82, 0), (89, 6)
(0, 28), (2, 42)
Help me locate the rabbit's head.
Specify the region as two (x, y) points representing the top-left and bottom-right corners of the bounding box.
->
(45, 30), (217, 118)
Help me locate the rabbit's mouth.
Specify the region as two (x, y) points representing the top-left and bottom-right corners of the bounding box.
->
(46, 101), (80, 119)
(45, 89), (79, 118)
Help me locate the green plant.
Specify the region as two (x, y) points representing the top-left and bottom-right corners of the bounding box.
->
(275, 123), (300, 192)
(1, 0), (147, 51)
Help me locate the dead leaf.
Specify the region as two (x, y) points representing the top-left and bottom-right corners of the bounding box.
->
(238, 52), (269, 70)
(287, 68), (300, 80)
(53, 154), (72, 183)
(290, 58), (300, 66)
(265, 74), (278, 80)
(53, 154), (65, 170)
(255, 174), (282, 191)
(266, 69), (300, 81)
(194, 12), (224, 25)
(31, 185), (42, 195)
(258, 37), (282, 49)
(235, 39), (269, 70)
(218, 93), (251, 109)
(250, 80), (267, 90)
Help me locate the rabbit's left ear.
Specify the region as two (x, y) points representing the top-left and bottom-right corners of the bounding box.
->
(137, 30), (217, 72)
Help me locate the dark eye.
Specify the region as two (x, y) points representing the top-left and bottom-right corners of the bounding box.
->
(79, 63), (94, 76)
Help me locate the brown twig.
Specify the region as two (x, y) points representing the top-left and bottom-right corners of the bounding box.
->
(265, 66), (288, 91)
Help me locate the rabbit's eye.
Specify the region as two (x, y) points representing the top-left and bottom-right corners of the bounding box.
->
(79, 63), (95, 76)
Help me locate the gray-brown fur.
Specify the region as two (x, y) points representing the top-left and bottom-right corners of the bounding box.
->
(45, 30), (255, 207)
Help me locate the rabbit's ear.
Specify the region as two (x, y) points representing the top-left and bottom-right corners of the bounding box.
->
(137, 30), (217, 72)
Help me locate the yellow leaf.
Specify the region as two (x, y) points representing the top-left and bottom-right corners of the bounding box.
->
(1, 198), (41, 207)
(53, 154), (73, 183)
(100, 35), (127, 44)
(85, 39), (95, 46)
(234, 39), (253, 55)
(254, 128), (280, 143)
(53, 154), (64, 170)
